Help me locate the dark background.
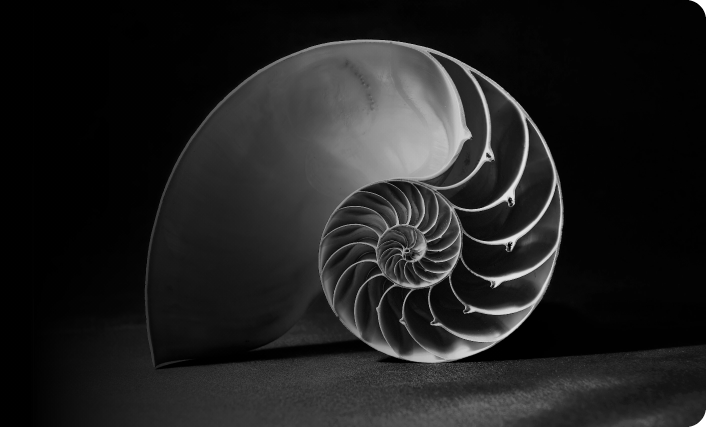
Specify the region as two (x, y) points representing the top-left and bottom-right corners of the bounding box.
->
(34, 2), (704, 360)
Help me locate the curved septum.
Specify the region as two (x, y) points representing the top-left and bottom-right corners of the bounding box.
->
(318, 44), (563, 363)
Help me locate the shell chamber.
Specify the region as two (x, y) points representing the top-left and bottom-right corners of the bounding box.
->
(318, 48), (563, 363)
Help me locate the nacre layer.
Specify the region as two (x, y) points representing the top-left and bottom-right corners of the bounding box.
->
(146, 40), (563, 367)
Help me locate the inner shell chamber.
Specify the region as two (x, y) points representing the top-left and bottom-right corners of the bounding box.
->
(279, 43), (471, 198)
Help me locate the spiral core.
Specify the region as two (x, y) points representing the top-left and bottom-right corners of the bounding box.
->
(318, 47), (563, 363)
(373, 185), (461, 289)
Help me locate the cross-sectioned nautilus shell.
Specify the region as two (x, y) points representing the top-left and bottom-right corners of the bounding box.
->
(317, 45), (563, 363)
(147, 40), (562, 367)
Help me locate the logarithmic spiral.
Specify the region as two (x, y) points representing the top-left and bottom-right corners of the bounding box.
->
(318, 51), (563, 362)
(146, 40), (563, 367)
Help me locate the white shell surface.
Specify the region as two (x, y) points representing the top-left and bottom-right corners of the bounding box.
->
(146, 41), (477, 367)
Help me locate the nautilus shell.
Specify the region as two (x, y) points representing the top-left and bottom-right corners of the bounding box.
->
(147, 40), (562, 367)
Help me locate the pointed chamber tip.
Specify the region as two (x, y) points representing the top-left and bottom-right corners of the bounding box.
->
(489, 280), (503, 289)
(462, 127), (472, 142)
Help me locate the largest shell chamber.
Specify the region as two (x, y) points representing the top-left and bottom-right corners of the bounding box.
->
(147, 40), (563, 366)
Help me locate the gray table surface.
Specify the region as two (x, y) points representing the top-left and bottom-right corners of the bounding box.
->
(34, 294), (706, 427)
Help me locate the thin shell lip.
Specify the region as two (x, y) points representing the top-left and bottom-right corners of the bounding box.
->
(147, 40), (564, 367)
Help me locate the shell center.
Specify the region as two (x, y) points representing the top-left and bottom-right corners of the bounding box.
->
(382, 225), (427, 263)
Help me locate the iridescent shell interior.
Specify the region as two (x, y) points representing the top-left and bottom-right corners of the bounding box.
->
(147, 40), (562, 367)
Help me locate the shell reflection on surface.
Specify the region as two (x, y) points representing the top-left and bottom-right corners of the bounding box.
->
(317, 43), (563, 363)
(147, 40), (562, 367)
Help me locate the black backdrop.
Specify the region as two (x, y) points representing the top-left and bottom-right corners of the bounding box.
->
(34, 3), (704, 358)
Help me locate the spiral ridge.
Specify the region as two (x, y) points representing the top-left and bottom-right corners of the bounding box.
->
(318, 46), (563, 363)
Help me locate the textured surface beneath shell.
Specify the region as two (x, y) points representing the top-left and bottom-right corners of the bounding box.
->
(147, 42), (471, 366)
(35, 299), (706, 427)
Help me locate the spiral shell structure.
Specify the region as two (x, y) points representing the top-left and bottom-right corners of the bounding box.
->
(147, 40), (562, 367)
(319, 47), (563, 363)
